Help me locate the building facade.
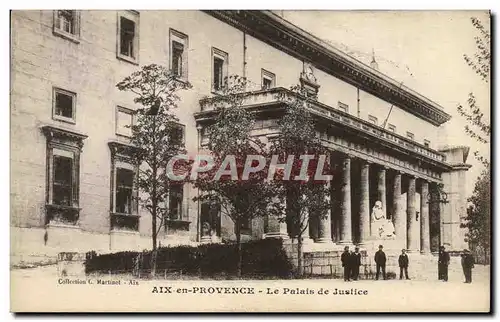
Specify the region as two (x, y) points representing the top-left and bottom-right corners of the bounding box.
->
(11, 10), (470, 258)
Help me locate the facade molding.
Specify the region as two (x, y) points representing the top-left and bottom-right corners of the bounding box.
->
(204, 10), (452, 126)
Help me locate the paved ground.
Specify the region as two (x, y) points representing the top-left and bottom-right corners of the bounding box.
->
(10, 264), (490, 312)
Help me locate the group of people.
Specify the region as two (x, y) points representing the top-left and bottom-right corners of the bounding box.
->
(340, 245), (476, 283)
(439, 245), (476, 283)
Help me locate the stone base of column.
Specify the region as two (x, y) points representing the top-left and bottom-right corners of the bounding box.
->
(263, 232), (289, 240)
(200, 235), (212, 244)
(336, 240), (353, 246)
(315, 237), (334, 244)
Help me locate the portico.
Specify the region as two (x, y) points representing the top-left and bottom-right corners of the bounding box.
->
(196, 87), (460, 253)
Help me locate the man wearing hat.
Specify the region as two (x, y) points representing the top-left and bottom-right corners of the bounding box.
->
(374, 244), (387, 280)
(341, 246), (351, 281)
(461, 249), (475, 283)
(438, 245), (450, 281)
(398, 249), (410, 280)
(351, 246), (362, 281)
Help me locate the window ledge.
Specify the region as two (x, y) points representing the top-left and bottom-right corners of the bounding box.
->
(53, 29), (80, 44)
(53, 115), (76, 125)
(45, 204), (81, 226)
(46, 222), (82, 230)
(116, 54), (139, 65)
(110, 229), (140, 235)
(173, 76), (189, 85)
(110, 212), (140, 218)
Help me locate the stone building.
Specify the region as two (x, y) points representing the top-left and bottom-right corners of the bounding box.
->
(10, 10), (470, 258)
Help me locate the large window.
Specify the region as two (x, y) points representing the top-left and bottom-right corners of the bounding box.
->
(109, 142), (139, 231)
(170, 29), (188, 80)
(211, 48), (228, 92)
(52, 154), (73, 206)
(42, 126), (87, 225)
(169, 123), (185, 147)
(115, 168), (134, 214)
(168, 183), (183, 220)
(53, 10), (80, 42)
(53, 88), (76, 123)
(117, 11), (139, 64)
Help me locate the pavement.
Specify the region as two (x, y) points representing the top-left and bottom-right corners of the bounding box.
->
(10, 263), (490, 312)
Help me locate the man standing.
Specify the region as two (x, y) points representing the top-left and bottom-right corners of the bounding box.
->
(398, 249), (410, 280)
(351, 247), (362, 281)
(438, 245), (450, 282)
(461, 249), (475, 283)
(341, 246), (351, 281)
(374, 245), (387, 280)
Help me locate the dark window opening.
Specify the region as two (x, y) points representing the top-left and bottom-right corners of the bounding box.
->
(241, 217), (251, 232)
(169, 184), (183, 220)
(116, 168), (134, 214)
(262, 77), (272, 90)
(56, 10), (75, 34)
(55, 91), (74, 119)
(213, 57), (224, 91)
(120, 17), (135, 58)
(172, 41), (184, 77)
(169, 125), (184, 146)
(53, 155), (73, 206)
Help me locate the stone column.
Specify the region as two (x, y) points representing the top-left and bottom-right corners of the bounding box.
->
(393, 172), (405, 240)
(429, 183), (441, 253)
(317, 180), (333, 244)
(420, 180), (430, 253)
(377, 167), (387, 217)
(407, 176), (417, 251)
(339, 156), (352, 244)
(359, 161), (370, 244)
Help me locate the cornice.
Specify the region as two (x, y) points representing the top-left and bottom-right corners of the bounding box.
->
(204, 10), (452, 126)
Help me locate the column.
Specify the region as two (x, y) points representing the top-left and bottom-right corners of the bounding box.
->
(359, 161), (370, 244)
(420, 180), (430, 253)
(429, 183), (441, 253)
(317, 180), (333, 244)
(393, 172), (405, 240)
(339, 156), (352, 244)
(377, 167), (387, 217)
(407, 176), (417, 251)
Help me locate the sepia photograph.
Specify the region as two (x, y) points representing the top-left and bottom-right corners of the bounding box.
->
(9, 8), (491, 313)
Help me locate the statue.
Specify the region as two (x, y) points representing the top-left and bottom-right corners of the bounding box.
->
(371, 201), (396, 239)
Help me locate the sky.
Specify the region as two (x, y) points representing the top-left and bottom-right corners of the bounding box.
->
(281, 10), (490, 197)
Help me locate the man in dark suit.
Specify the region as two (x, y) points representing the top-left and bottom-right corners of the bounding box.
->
(374, 245), (387, 280)
(398, 249), (410, 280)
(341, 246), (351, 281)
(438, 245), (450, 281)
(461, 249), (475, 283)
(351, 247), (362, 281)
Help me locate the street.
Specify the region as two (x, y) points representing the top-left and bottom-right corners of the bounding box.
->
(10, 263), (490, 312)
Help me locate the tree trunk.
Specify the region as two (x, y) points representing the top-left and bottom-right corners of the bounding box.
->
(235, 218), (242, 278)
(297, 232), (303, 278)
